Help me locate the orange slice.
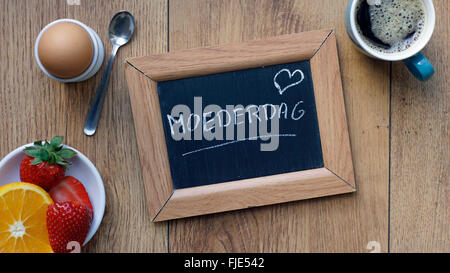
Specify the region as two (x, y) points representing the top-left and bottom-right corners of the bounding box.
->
(0, 182), (53, 253)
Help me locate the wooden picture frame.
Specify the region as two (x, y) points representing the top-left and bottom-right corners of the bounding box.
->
(125, 29), (355, 222)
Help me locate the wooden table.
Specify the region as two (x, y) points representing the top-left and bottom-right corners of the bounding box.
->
(0, 0), (448, 253)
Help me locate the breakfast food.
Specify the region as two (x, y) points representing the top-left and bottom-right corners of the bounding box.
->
(49, 176), (93, 212)
(1, 137), (95, 253)
(20, 136), (76, 191)
(0, 182), (54, 253)
(38, 22), (94, 79)
(47, 201), (93, 253)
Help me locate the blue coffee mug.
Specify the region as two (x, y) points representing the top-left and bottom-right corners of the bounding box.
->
(345, 0), (435, 81)
(403, 52), (435, 81)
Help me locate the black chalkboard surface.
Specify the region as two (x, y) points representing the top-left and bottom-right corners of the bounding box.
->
(157, 60), (324, 189)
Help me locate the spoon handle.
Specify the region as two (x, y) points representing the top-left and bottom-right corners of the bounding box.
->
(84, 45), (119, 136)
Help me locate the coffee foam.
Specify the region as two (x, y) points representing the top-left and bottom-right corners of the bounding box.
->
(357, 0), (426, 53)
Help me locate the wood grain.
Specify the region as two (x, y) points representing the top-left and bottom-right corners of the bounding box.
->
(156, 168), (354, 222)
(0, 0), (446, 253)
(125, 65), (174, 221)
(127, 29), (330, 81)
(310, 31), (356, 187)
(390, 0), (449, 252)
(168, 0), (390, 252)
(0, 0), (168, 252)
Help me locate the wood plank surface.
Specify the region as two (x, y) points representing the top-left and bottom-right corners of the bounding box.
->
(168, 0), (390, 252)
(390, 0), (449, 252)
(0, 0), (168, 252)
(0, 0), (447, 253)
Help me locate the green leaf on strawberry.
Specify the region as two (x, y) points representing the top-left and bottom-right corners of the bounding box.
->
(23, 136), (76, 168)
(30, 158), (43, 165)
(21, 136), (77, 191)
(50, 136), (63, 149)
(57, 148), (77, 159)
(33, 140), (43, 147)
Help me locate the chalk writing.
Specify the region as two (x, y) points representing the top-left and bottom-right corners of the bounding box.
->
(273, 68), (304, 95)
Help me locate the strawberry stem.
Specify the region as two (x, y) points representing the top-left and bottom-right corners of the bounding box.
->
(24, 136), (77, 168)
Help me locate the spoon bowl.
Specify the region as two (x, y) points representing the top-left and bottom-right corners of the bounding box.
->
(109, 11), (135, 46)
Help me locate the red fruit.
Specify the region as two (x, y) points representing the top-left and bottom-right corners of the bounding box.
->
(46, 201), (93, 253)
(19, 136), (76, 191)
(20, 155), (65, 191)
(49, 176), (93, 212)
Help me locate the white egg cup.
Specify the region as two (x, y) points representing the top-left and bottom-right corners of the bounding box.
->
(35, 19), (105, 83)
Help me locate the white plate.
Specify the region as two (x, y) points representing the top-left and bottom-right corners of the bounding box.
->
(0, 143), (105, 246)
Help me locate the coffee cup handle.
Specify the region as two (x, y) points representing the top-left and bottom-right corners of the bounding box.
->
(403, 52), (435, 81)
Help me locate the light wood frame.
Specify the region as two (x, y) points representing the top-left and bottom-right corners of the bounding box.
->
(125, 29), (355, 222)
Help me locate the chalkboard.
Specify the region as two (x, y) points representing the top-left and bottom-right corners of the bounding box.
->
(126, 29), (356, 221)
(157, 61), (324, 189)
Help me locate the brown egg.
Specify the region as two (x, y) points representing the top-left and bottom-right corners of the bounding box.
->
(38, 22), (94, 79)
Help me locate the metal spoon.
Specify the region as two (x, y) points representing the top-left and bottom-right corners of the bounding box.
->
(84, 11), (135, 136)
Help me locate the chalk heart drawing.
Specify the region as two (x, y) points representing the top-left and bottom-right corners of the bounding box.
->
(273, 68), (304, 95)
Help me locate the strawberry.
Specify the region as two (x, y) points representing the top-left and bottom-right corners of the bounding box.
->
(46, 201), (93, 253)
(49, 176), (93, 212)
(20, 136), (76, 191)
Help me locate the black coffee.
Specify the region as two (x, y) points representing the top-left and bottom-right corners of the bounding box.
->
(356, 0), (426, 53)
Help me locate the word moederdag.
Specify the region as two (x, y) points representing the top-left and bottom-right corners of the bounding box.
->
(166, 97), (306, 152)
